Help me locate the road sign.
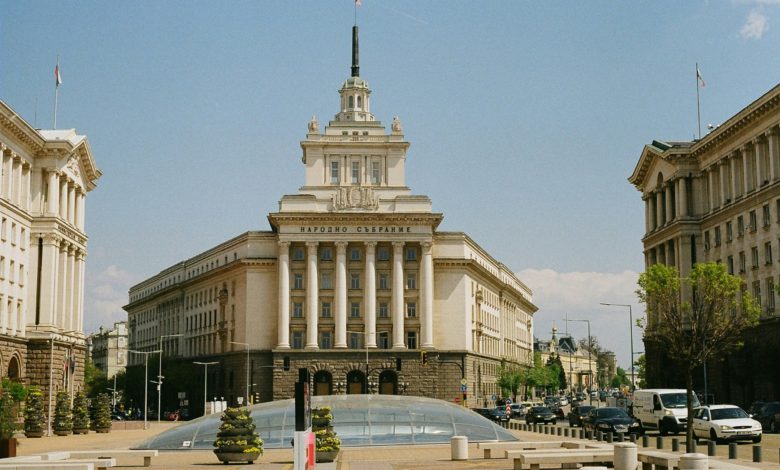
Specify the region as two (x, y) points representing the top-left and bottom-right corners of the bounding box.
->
(460, 384), (467, 392)
(460, 378), (467, 386)
(491, 394), (497, 401)
(505, 397), (512, 404)
(506, 404), (511, 414)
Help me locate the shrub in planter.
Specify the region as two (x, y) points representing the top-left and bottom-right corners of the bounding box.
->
(53, 391), (73, 436)
(0, 389), (20, 458)
(312, 406), (340, 462)
(72, 391), (90, 434)
(213, 407), (263, 464)
(90, 393), (112, 433)
(23, 387), (45, 438)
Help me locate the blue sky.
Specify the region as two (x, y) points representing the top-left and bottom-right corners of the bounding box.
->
(2, 1), (779, 371)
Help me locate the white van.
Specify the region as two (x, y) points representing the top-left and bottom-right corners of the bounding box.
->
(632, 389), (699, 435)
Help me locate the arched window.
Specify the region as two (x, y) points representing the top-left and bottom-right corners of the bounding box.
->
(346, 370), (366, 394)
(8, 355), (21, 380)
(313, 370), (332, 396)
(378, 370), (397, 395)
(348, 96), (354, 108)
(357, 96), (362, 108)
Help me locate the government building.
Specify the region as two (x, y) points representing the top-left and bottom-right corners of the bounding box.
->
(630, 83), (780, 404)
(124, 26), (538, 414)
(0, 100), (101, 405)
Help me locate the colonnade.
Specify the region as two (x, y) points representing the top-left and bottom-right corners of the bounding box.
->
(0, 147), (32, 212)
(45, 168), (85, 230)
(34, 234), (85, 332)
(277, 239), (434, 350)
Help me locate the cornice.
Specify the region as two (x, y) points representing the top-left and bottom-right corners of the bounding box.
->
(268, 211), (443, 228)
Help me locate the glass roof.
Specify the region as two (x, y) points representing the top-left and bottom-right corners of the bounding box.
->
(135, 394), (518, 450)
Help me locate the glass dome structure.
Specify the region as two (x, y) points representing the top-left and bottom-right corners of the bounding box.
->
(135, 395), (517, 450)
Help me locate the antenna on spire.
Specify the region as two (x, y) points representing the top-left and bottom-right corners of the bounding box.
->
(351, 25), (360, 77)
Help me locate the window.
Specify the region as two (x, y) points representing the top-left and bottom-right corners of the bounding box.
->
(321, 302), (332, 318)
(406, 331), (418, 349)
(406, 302), (417, 318)
(765, 242), (773, 265)
(321, 247), (333, 261)
(292, 332), (304, 349)
(292, 302), (304, 318)
(714, 227), (721, 246)
(739, 251), (746, 273)
(378, 332), (390, 349)
(20, 228), (25, 250)
(319, 331), (332, 349)
(378, 302), (389, 318)
(10, 223), (16, 246)
(704, 231), (710, 250)
(727, 255), (734, 275)
(751, 246), (759, 269)
(406, 272), (417, 289)
(351, 161), (360, 184)
(293, 273), (304, 290)
(738, 215), (745, 236)
(764, 204), (771, 227)
(767, 278), (775, 310)
(350, 273), (360, 289)
(379, 273), (389, 290)
(0, 256), (4, 279)
(292, 247), (305, 261)
(321, 272), (332, 289)
(371, 161), (380, 184)
(753, 280), (762, 308)
(9, 261), (14, 284)
(406, 247), (417, 261)
(750, 210), (757, 231)
(0, 218), (5, 241)
(726, 221), (733, 242)
(377, 246), (389, 261)
(350, 247), (361, 261)
(331, 161), (340, 184)
(349, 332), (361, 349)
(777, 199), (780, 222)
(18, 264), (23, 287)
(351, 302), (361, 317)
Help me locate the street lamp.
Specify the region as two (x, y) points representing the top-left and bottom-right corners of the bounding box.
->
(564, 318), (592, 404)
(600, 303), (635, 391)
(128, 349), (162, 429)
(157, 334), (182, 423)
(230, 341), (250, 406)
(194, 361), (218, 417)
(347, 330), (391, 394)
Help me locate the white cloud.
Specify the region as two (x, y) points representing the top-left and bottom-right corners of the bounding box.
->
(83, 265), (139, 334)
(740, 10), (769, 39)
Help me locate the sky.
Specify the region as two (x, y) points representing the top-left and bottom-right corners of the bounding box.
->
(2, 1), (779, 372)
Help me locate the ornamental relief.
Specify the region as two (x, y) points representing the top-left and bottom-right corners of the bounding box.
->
(66, 156), (81, 179)
(332, 187), (379, 211)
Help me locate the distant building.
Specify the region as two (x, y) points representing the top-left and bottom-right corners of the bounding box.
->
(0, 100), (101, 402)
(89, 321), (128, 378)
(535, 326), (597, 393)
(629, 83), (780, 404)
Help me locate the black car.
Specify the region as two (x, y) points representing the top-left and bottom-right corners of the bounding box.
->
(567, 405), (595, 427)
(754, 402), (780, 433)
(526, 406), (556, 425)
(487, 406), (511, 423)
(583, 407), (643, 435)
(473, 408), (493, 419)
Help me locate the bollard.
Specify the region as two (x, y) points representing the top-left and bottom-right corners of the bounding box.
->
(642, 435), (649, 447)
(629, 433), (636, 443)
(672, 438), (679, 452)
(679, 453), (708, 470)
(606, 432), (614, 443)
(728, 443), (737, 459)
(689, 440), (696, 454)
(557, 427), (562, 436)
(616, 432), (624, 442)
(752, 445), (761, 463)
(614, 443), (638, 470)
(579, 429), (584, 439)
(451, 435), (468, 461)
(656, 436), (663, 449)
(596, 430), (602, 441)
(564, 428), (569, 437)
(708, 441), (716, 457)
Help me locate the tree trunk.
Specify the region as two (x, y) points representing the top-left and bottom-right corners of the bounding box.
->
(686, 367), (695, 452)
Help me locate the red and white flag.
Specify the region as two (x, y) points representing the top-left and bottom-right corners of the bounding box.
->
(355, 0), (361, 6)
(55, 63), (62, 87)
(696, 65), (705, 87)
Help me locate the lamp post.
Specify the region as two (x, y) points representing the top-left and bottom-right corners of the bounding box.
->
(600, 302), (635, 391)
(230, 341), (250, 406)
(128, 349), (162, 429)
(346, 330), (389, 394)
(157, 334), (182, 423)
(564, 318), (592, 404)
(194, 361), (218, 417)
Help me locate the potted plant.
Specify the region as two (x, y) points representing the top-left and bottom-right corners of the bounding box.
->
(53, 391), (73, 436)
(0, 390), (19, 458)
(91, 393), (112, 433)
(312, 406), (340, 462)
(72, 391), (90, 434)
(213, 407), (262, 464)
(23, 387), (45, 438)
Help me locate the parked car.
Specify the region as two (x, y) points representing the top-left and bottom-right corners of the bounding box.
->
(568, 405), (595, 427)
(526, 406), (557, 425)
(753, 402), (780, 433)
(747, 401), (765, 418)
(691, 405), (761, 443)
(473, 408), (493, 419)
(551, 406), (565, 420)
(510, 403), (525, 418)
(488, 406), (511, 423)
(583, 407), (643, 436)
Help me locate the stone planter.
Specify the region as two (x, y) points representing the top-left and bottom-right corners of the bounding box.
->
(73, 428), (89, 435)
(316, 450), (339, 462)
(95, 428), (111, 434)
(54, 430), (72, 436)
(24, 431), (44, 438)
(0, 438), (17, 458)
(214, 450), (261, 464)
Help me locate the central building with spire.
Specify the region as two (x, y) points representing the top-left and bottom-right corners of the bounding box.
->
(124, 25), (537, 414)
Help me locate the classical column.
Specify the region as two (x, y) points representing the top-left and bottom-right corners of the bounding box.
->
(768, 128), (779, 182)
(59, 177), (68, 220)
(12, 157), (21, 206)
(75, 250), (85, 332)
(706, 169), (715, 211)
(76, 191), (85, 231)
(277, 241), (290, 349)
(65, 246), (76, 330)
(305, 242), (319, 349)
(755, 139), (765, 187)
(21, 164), (30, 211)
(46, 170), (58, 215)
(720, 162), (728, 204)
(678, 178), (688, 217)
(334, 242), (348, 348)
(39, 235), (60, 326)
(421, 241), (434, 349)
(654, 191), (663, 227)
(743, 145), (753, 193)
(67, 182), (75, 225)
(664, 184), (673, 221)
(730, 156), (739, 201)
(57, 242), (68, 328)
(364, 241), (377, 348)
(392, 242), (405, 349)
(644, 197), (651, 233)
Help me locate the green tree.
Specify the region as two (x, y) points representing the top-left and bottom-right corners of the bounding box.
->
(83, 357), (108, 398)
(497, 361), (527, 401)
(611, 367), (630, 388)
(637, 262), (760, 451)
(545, 354), (567, 392)
(634, 354), (647, 389)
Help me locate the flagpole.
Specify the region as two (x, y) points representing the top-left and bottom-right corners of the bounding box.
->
(53, 55), (60, 129)
(696, 62), (701, 140)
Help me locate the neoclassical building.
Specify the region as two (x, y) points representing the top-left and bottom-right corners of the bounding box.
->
(124, 26), (537, 412)
(630, 83), (780, 403)
(0, 99), (101, 403)
(88, 321), (128, 379)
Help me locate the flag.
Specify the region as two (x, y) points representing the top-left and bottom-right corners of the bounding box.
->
(55, 63), (62, 87)
(696, 66), (705, 88)
(355, 0), (361, 6)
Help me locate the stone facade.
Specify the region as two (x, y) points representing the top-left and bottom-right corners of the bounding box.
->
(88, 321), (128, 378)
(629, 83), (780, 402)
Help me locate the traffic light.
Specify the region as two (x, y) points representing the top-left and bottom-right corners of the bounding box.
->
(421, 351), (428, 366)
(283, 356), (290, 371)
(396, 357), (402, 371)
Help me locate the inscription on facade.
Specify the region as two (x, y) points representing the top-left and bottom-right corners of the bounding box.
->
(299, 226), (412, 233)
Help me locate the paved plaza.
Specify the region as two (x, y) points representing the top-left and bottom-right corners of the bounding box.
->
(10, 421), (780, 470)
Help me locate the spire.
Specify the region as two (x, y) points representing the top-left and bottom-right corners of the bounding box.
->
(351, 26), (360, 77)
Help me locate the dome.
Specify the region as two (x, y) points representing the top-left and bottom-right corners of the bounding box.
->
(134, 395), (517, 450)
(342, 76), (369, 89)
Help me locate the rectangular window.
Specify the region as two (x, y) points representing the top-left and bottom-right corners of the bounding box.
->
(350, 273), (361, 289)
(738, 215), (745, 236)
(292, 247), (305, 261)
(753, 280), (762, 308)
(378, 302), (389, 318)
(704, 231), (710, 250)
(379, 273), (389, 289)
(321, 272), (332, 289)
(767, 278), (775, 310)
(350, 247), (361, 261)
(378, 332), (390, 349)
(377, 246), (390, 261)
(20, 228), (25, 250)
(727, 255), (734, 275)
(319, 331), (332, 349)
(739, 251), (746, 273)
(9, 260), (14, 284)
(750, 210), (757, 231)
(0, 256), (5, 279)
(292, 332), (304, 349)
(765, 242), (773, 265)
(406, 302), (417, 318)
(321, 247), (333, 261)
(331, 161), (340, 184)
(321, 301), (332, 318)
(292, 302), (304, 318)
(10, 223), (16, 246)
(714, 227), (721, 246)
(752, 246), (759, 268)
(726, 221), (733, 242)
(18, 264), (23, 287)
(406, 272), (416, 289)
(371, 161), (380, 184)
(406, 331), (418, 349)
(293, 273), (304, 290)
(351, 161), (360, 184)
(0, 218), (5, 241)
(349, 332), (362, 349)
(350, 302), (361, 317)
(406, 247), (417, 261)
(764, 204), (771, 227)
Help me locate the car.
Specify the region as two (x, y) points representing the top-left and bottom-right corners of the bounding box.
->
(526, 406), (557, 425)
(551, 406), (565, 420)
(753, 402), (780, 433)
(747, 401), (765, 418)
(473, 408), (493, 419)
(599, 391), (608, 402)
(582, 407), (643, 436)
(691, 405), (762, 443)
(509, 403), (525, 418)
(558, 397), (569, 406)
(568, 405), (595, 427)
(576, 392), (586, 402)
